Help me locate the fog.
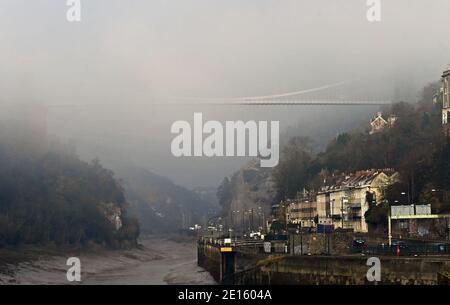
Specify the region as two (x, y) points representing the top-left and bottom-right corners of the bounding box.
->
(1, 0), (449, 188)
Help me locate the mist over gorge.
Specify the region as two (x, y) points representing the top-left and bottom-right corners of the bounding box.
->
(2, 0), (450, 188)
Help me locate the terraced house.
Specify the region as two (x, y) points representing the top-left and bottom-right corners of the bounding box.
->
(433, 67), (450, 136)
(316, 169), (398, 233)
(285, 191), (317, 228)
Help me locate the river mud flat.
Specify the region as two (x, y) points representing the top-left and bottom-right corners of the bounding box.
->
(0, 236), (215, 285)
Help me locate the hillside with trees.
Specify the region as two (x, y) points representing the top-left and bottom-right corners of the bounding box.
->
(117, 165), (219, 233)
(217, 160), (276, 230)
(0, 144), (139, 248)
(272, 81), (449, 225)
(219, 81), (450, 228)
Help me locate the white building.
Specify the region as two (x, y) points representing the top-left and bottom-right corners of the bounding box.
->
(316, 170), (398, 233)
(369, 112), (397, 135)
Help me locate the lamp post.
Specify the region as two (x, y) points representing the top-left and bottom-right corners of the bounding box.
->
(431, 188), (445, 203)
(230, 211), (233, 232)
(291, 227), (295, 255)
(298, 224), (303, 255)
(231, 210), (239, 237)
(401, 191), (409, 205)
(331, 199), (335, 227)
(435, 189), (450, 241)
(258, 206), (263, 232)
(242, 211), (245, 236)
(388, 210), (392, 246)
(249, 209), (254, 233)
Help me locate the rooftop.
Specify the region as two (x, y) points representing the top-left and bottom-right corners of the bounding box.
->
(319, 169), (396, 193)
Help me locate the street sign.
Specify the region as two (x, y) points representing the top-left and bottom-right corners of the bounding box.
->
(391, 204), (432, 217)
(415, 204), (432, 215)
(391, 205), (414, 217)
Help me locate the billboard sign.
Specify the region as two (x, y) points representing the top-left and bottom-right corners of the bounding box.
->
(415, 204), (432, 215)
(391, 205), (415, 217)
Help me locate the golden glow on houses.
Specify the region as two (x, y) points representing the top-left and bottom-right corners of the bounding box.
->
(369, 112), (397, 135)
(316, 169), (398, 233)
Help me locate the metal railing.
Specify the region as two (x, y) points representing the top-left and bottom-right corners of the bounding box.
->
(353, 244), (450, 256)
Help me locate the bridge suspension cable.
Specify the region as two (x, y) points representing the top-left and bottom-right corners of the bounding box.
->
(160, 80), (352, 102)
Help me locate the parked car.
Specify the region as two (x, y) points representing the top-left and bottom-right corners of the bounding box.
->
(391, 240), (408, 255)
(391, 240), (408, 249)
(436, 243), (449, 253)
(353, 238), (366, 250)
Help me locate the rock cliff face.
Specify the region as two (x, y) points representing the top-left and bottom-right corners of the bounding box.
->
(219, 160), (277, 229)
(117, 166), (218, 233)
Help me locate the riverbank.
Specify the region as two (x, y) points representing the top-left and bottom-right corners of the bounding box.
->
(0, 236), (215, 285)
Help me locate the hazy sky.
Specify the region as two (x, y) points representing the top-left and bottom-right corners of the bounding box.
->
(1, 0), (450, 187)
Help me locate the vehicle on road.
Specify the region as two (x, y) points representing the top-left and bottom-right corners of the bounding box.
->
(352, 238), (366, 250)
